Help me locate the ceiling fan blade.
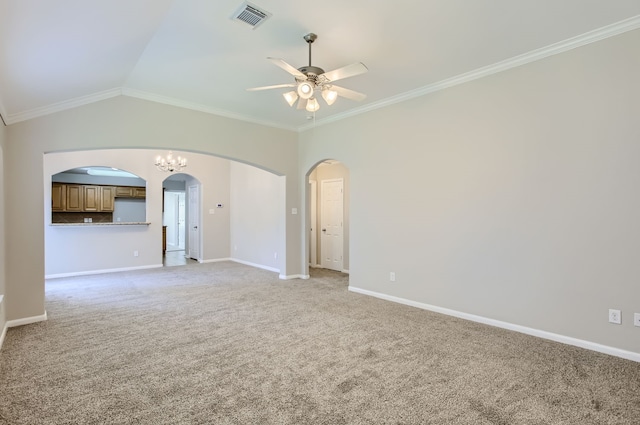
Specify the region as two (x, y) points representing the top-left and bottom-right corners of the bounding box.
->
(297, 98), (308, 110)
(267, 57), (306, 79)
(246, 83), (296, 91)
(332, 85), (367, 102)
(320, 62), (368, 83)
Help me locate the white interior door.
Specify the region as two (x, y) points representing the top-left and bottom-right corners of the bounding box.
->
(309, 180), (317, 266)
(188, 185), (200, 261)
(321, 179), (343, 271)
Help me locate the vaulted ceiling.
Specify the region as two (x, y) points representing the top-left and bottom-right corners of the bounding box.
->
(1, 1), (640, 130)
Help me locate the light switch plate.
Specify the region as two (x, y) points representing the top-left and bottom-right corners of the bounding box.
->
(634, 313), (640, 327)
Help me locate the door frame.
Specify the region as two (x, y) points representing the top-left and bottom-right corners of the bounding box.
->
(187, 184), (201, 261)
(320, 178), (344, 272)
(309, 180), (318, 267)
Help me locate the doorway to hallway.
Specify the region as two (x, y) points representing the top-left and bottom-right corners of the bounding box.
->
(164, 191), (186, 252)
(308, 160), (349, 274)
(162, 173), (202, 265)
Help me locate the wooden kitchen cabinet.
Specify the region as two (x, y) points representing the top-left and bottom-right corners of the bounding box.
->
(115, 186), (146, 199)
(83, 185), (101, 211)
(115, 186), (134, 197)
(101, 186), (116, 212)
(133, 187), (146, 199)
(52, 183), (116, 212)
(65, 184), (84, 212)
(52, 183), (66, 211)
(85, 185), (115, 212)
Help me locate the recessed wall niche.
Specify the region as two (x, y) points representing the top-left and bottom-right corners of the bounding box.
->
(51, 166), (147, 224)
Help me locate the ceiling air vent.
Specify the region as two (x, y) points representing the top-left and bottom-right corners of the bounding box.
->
(231, 2), (272, 29)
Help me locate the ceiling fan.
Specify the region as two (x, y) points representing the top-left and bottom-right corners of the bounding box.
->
(247, 33), (368, 112)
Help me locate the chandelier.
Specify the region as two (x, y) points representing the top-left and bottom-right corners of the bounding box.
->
(155, 151), (187, 172)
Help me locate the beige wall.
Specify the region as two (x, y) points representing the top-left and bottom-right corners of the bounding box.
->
(230, 161), (285, 272)
(300, 29), (640, 354)
(4, 96), (301, 321)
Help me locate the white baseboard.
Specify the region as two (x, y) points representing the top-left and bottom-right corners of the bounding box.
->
(348, 286), (640, 363)
(200, 258), (232, 264)
(1, 311), (48, 351)
(279, 274), (309, 280)
(230, 258), (279, 274)
(6, 311), (48, 328)
(45, 264), (163, 279)
(0, 323), (6, 352)
(0, 295), (4, 350)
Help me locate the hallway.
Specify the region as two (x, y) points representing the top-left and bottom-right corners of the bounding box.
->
(163, 250), (198, 267)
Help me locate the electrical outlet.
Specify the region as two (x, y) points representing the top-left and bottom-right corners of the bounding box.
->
(389, 272), (396, 282)
(133, 250), (139, 257)
(634, 313), (640, 327)
(608, 309), (621, 324)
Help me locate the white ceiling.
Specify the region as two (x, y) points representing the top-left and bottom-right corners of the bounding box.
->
(1, 1), (640, 131)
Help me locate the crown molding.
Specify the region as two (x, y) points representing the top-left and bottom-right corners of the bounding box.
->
(298, 14), (640, 132)
(121, 88), (297, 132)
(3, 88), (123, 125)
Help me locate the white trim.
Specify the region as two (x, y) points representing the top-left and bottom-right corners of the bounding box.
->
(45, 264), (163, 279)
(6, 311), (48, 328)
(200, 257), (232, 264)
(0, 293), (6, 351)
(121, 88), (296, 132)
(348, 286), (640, 363)
(2, 312), (48, 350)
(341, 269), (350, 274)
(298, 15), (640, 132)
(279, 274), (309, 280)
(0, 323), (6, 351)
(4, 88), (122, 125)
(230, 258), (279, 273)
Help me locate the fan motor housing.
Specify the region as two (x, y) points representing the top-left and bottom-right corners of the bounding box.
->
(298, 65), (325, 78)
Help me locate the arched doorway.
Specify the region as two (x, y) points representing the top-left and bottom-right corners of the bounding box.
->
(307, 160), (350, 276)
(162, 173), (200, 267)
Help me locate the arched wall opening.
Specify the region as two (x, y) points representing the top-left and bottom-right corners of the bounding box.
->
(162, 172), (201, 266)
(304, 159), (350, 278)
(43, 148), (285, 279)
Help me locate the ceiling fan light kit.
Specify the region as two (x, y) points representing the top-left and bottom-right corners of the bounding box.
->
(283, 91), (298, 106)
(247, 33), (368, 113)
(306, 97), (320, 112)
(297, 81), (314, 99)
(322, 88), (338, 105)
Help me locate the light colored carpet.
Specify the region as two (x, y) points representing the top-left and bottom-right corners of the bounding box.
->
(1, 261), (639, 424)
